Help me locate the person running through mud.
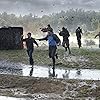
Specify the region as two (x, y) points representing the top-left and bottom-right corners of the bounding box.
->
(75, 27), (83, 48)
(59, 27), (71, 54)
(22, 33), (39, 67)
(37, 31), (61, 69)
(95, 32), (100, 48)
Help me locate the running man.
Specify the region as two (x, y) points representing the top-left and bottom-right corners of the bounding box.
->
(75, 27), (83, 48)
(37, 31), (61, 69)
(59, 27), (71, 54)
(22, 33), (39, 66)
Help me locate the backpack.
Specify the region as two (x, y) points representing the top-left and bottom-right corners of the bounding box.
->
(52, 34), (61, 44)
(59, 29), (70, 37)
(76, 28), (82, 33)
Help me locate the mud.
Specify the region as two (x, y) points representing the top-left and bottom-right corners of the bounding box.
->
(0, 74), (99, 99)
(0, 60), (100, 80)
(0, 60), (100, 99)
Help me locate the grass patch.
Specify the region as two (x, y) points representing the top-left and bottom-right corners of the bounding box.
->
(0, 47), (100, 69)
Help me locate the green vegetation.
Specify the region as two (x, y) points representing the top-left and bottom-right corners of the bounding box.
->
(0, 47), (100, 69)
(0, 9), (100, 35)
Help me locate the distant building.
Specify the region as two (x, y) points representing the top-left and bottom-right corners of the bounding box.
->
(0, 27), (23, 50)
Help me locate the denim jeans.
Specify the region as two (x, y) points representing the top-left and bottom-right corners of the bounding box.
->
(27, 49), (34, 65)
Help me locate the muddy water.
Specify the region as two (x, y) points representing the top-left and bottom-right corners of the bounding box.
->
(22, 64), (100, 80)
(0, 61), (100, 80)
(0, 96), (96, 100)
(0, 96), (31, 100)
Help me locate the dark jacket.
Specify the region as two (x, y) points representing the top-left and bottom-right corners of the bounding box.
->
(59, 29), (70, 41)
(47, 26), (53, 32)
(23, 37), (38, 50)
(76, 28), (82, 38)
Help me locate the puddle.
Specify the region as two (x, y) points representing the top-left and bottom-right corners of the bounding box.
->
(22, 64), (100, 80)
(0, 95), (96, 100)
(0, 96), (31, 100)
(0, 62), (100, 80)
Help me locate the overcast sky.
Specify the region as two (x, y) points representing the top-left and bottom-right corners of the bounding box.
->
(0, 0), (100, 16)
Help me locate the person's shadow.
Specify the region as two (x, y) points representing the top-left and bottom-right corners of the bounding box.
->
(29, 65), (34, 76)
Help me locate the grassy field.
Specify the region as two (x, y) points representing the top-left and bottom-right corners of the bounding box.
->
(0, 47), (100, 69)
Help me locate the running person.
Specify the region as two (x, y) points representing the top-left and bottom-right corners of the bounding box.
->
(37, 31), (61, 69)
(59, 27), (71, 54)
(75, 27), (83, 48)
(22, 33), (39, 66)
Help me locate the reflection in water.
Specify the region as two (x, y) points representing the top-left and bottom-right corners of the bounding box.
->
(62, 70), (70, 79)
(29, 65), (34, 76)
(0, 96), (31, 100)
(0, 60), (23, 75)
(22, 65), (100, 80)
(0, 67), (22, 76)
(48, 68), (57, 78)
(76, 69), (81, 75)
(1, 63), (100, 80)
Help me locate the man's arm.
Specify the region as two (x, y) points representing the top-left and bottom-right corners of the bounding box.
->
(21, 35), (27, 42)
(33, 39), (39, 47)
(37, 36), (48, 41)
(22, 38), (27, 42)
(80, 29), (83, 35)
(59, 31), (63, 36)
(66, 30), (70, 37)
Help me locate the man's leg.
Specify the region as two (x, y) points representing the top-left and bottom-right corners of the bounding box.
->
(28, 50), (34, 65)
(77, 36), (81, 48)
(52, 57), (55, 69)
(52, 67), (55, 77)
(49, 46), (52, 58)
(62, 41), (67, 51)
(66, 40), (71, 54)
(67, 46), (71, 54)
(78, 39), (81, 48)
(29, 67), (33, 76)
(55, 52), (58, 59)
(51, 46), (57, 69)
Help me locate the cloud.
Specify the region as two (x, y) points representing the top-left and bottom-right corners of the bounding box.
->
(0, 0), (99, 16)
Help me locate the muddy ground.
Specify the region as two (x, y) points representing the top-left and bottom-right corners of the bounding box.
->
(0, 74), (99, 100)
(0, 48), (100, 99)
(0, 47), (100, 69)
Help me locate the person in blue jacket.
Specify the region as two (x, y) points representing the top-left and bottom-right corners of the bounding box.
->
(37, 31), (61, 69)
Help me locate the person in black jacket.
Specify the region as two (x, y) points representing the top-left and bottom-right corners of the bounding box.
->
(47, 24), (53, 32)
(22, 33), (39, 66)
(41, 24), (53, 33)
(75, 27), (83, 48)
(59, 27), (71, 54)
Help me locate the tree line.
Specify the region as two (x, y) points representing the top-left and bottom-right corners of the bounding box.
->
(0, 9), (100, 35)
